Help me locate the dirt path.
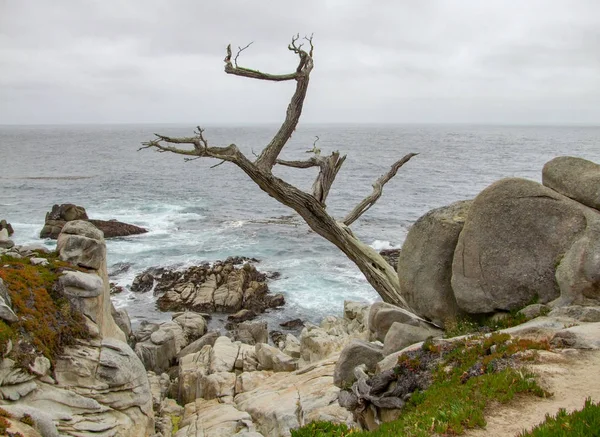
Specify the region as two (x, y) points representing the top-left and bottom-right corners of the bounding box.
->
(463, 349), (600, 437)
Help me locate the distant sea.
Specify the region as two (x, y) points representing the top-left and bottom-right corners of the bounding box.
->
(1, 124), (599, 329)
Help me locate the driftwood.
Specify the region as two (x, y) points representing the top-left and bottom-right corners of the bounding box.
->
(141, 35), (419, 311)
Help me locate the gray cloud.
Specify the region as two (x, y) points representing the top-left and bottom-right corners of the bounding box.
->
(1, 0), (599, 124)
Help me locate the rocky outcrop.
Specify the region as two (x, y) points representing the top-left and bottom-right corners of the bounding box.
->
(0, 219), (14, 236)
(152, 258), (285, 316)
(397, 200), (471, 327)
(0, 227), (14, 250)
(543, 156), (600, 210)
(40, 203), (147, 239)
(452, 178), (597, 314)
(394, 157), (600, 324)
(0, 222), (154, 436)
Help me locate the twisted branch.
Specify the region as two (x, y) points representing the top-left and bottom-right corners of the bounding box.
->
(343, 153), (418, 226)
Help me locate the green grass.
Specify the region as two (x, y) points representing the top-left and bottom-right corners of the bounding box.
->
(293, 333), (551, 437)
(444, 312), (530, 338)
(518, 398), (600, 437)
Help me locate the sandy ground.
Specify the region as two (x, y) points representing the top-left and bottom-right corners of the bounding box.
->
(463, 349), (600, 437)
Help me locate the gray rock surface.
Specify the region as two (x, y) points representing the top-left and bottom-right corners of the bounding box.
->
(452, 178), (589, 313)
(382, 322), (442, 356)
(368, 302), (432, 342)
(333, 340), (384, 388)
(543, 156), (600, 210)
(57, 220), (106, 270)
(397, 200), (471, 327)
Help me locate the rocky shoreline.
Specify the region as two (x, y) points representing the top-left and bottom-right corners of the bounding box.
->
(0, 155), (599, 436)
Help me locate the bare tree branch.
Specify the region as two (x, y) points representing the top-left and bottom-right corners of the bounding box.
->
(224, 36), (314, 171)
(343, 153), (418, 226)
(140, 37), (425, 317)
(234, 41), (253, 67)
(276, 158), (320, 169)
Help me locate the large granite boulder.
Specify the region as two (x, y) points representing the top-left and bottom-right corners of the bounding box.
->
(40, 203), (147, 239)
(452, 178), (591, 313)
(0, 219), (14, 236)
(397, 200), (471, 327)
(368, 302), (433, 342)
(543, 156), (600, 211)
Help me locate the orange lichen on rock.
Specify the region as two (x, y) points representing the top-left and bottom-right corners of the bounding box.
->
(0, 254), (89, 366)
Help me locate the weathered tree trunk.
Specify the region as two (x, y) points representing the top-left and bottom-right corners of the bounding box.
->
(141, 36), (421, 316)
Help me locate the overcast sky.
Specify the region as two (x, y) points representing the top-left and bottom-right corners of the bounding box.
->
(1, 0), (599, 125)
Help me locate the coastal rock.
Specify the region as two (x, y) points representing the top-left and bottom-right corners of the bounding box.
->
(178, 346), (211, 405)
(134, 321), (185, 373)
(209, 336), (240, 373)
(0, 228), (15, 249)
(234, 320), (268, 345)
(177, 331), (219, 359)
(368, 302), (432, 342)
(0, 219), (14, 236)
(452, 178), (589, 313)
(397, 200), (471, 327)
(382, 322), (442, 356)
(173, 312), (208, 343)
(40, 203), (147, 239)
(551, 322), (600, 349)
(547, 306), (600, 323)
(517, 303), (550, 320)
(255, 343), (297, 372)
(234, 356), (354, 437)
(542, 156), (600, 210)
(0, 279), (18, 322)
(333, 340), (384, 388)
(154, 259), (283, 317)
(175, 399), (258, 437)
(57, 220), (106, 270)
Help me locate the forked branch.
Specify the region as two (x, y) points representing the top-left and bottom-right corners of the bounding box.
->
(343, 153), (418, 226)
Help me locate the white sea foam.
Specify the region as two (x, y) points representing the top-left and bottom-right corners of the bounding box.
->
(369, 239), (399, 251)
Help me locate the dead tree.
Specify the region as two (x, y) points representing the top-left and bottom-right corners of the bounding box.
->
(141, 36), (419, 312)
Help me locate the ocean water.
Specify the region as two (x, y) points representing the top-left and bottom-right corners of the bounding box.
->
(1, 124), (599, 328)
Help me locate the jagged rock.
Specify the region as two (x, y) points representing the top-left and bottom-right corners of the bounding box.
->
(234, 320), (268, 345)
(382, 322), (442, 356)
(200, 371), (236, 402)
(368, 302), (431, 342)
(228, 309), (256, 323)
(397, 200), (471, 327)
(452, 178), (591, 313)
(175, 399), (258, 437)
(548, 306), (600, 323)
(153, 260), (283, 317)
(235, 343), (259, 372)
(282, 334), (301, 359)
(209, 336), (240, 373)
(0, 228), (15, 249)
(173, 312), (207, 343)
(279, 318), (304, 329)
(0, 288), (18, 323)
(0, 219), (14, 236)
(235, 356), (354, 437)
(57, 220), (106, 270)
(543, 156), (600, 210)
(135, 321), (185, 373)
(178, 346), (212, 405)
(333, 340), (384, 388)
(235, 371), (274, 395)
(112, 306), (132, 339)
(177, 331), (219, 359)
(40, 203), (147, 239)
(255, 343), (297, 372)
(299, 324), (347, 364)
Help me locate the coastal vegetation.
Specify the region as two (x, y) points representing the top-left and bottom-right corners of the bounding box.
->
(293, 333), (550, 436)
(0, 252), (89, 366)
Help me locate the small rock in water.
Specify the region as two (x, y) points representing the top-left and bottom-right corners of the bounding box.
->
(279, 318), (304, 329)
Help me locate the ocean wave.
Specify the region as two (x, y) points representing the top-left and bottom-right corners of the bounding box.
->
(369, 239), (399, 251)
